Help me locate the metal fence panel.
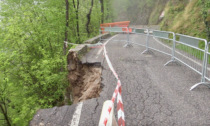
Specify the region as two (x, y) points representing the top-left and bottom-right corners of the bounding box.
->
(205, 52), (210, 81)
(104, 27), (123, 32)
(135, 29), (146, 34)
(179, 35), (199, 48)
(148, 37), (173, 56)
(175, 43), (204, 75)
(153, 31), (169, 39)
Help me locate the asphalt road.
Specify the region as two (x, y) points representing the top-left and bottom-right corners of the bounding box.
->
(31, 34), (210, 126)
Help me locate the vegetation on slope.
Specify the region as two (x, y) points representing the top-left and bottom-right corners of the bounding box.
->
(161, 0), (210, 41)
(0, 0), (112, 125)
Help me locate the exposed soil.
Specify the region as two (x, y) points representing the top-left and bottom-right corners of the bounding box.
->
(66, 51), (102, 104)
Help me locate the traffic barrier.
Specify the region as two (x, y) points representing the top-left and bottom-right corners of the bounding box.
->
(149, 30), (175, 58)
(99, 100), (117, 126)
(204, 42), (210, 88)
(99, 21), (132, 47)
(133, 29), (209, 90)
(98, 25), (210, 90)
(98, 23), (210, 126)
(98, 39), (125, 126)
(100, 21), (130, 34)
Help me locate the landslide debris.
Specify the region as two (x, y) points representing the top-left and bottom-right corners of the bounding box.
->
(65, 50), (102, 104)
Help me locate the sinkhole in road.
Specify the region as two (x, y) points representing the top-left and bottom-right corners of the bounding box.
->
(65, 51), (102, 104)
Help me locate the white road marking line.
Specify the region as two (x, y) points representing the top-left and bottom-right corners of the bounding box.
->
(95, 35), (118, 59)
(69, 102), (83, 126)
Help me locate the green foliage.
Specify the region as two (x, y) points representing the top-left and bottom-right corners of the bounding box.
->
(0, 0), (112, 125)
(160, 0), (209, 42)
(198, 0), (210, 41)
(0, 0), (68, 125)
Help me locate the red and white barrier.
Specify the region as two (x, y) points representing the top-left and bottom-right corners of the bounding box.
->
(99, 43), (125, 126)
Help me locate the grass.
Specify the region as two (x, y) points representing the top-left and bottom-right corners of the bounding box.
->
(158, 0), (210, 64)
(161, 0), (207, 40)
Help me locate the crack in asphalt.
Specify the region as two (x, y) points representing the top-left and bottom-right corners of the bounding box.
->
(96, 34), (210, 126)
(104, 37), (178, 125)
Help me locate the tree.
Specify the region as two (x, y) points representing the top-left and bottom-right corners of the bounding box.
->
(64, 0), (69, 55)
(86, 0), (94, 36)
(0, 0), (113, 125)
(73, 0), (80, 43)
(200, 0), (210, 41)
(99, 0), (104, 23)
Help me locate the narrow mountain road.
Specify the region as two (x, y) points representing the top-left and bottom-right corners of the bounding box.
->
(31, 34), (210, 126)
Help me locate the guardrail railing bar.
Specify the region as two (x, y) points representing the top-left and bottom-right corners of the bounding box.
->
(148, 47), (171, 56)
(99, 26), (210, 90)
(131, 42), (146, 47)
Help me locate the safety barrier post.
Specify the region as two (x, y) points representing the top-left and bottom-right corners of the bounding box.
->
(190, 39), (210, 90)
(99, 29), (102, 43)
(203, 42), (210, 88)
(164, 32), (176, 66)
(124, 27), (131, 47)
(127, 27), (130, 45)
(204, 42), (210, 82)
(141, 29), (150, 54)
(202, 41), (208, 82)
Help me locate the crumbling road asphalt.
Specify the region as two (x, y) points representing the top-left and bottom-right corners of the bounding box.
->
(31, 34), (210, 126)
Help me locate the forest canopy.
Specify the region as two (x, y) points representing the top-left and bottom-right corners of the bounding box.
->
(0, 0), (112, 125)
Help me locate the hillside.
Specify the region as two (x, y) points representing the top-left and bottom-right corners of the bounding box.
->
(112, 0), (169, 25)
(160, 0), (210, 41)
(111, 0), (209, 41)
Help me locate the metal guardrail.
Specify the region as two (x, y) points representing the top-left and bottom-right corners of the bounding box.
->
(98, 26), (210, 126)
(99, 26), (210, 90)
(100, 26), (131, 47)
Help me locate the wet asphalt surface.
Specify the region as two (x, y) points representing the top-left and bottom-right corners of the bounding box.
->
(31, 34), (210, 126)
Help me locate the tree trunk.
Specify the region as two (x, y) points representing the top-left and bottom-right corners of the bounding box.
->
(99, 0), (104, 23)
(64, 0), (69, 55)
(73, 0), (80, 43)
(86, 0), (94, 37)
(0, 103), (11, 126)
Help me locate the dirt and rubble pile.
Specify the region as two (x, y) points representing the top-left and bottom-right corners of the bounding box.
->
(66, 50), (102, 104)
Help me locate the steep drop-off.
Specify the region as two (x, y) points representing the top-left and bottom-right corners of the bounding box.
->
(66, 50), (102, 104)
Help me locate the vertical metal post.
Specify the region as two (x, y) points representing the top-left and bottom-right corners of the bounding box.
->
(172, 33), (176, 60)
(204, 42), (210, 80)
(201, 41), (208, 82)
(109, 24), (111, 34)
(190, 40), (210, 90)
(141, 29), (150, 54)
(99, 28), (102, 43)
(127, 27), (130, 45)
(146, 29), (149, 51)
(204, 42), (210, 88)
(164, 32), (176, 66)
(124, 27), (131, 47)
